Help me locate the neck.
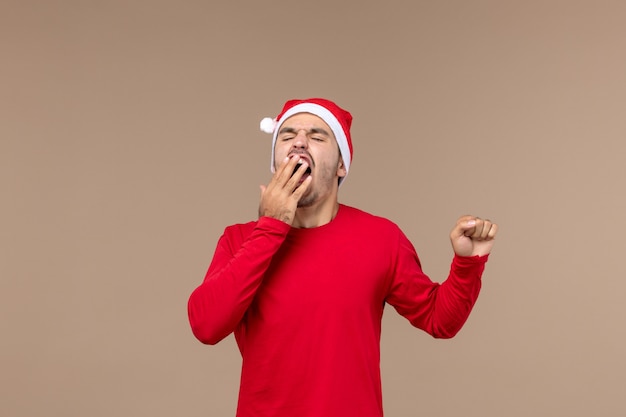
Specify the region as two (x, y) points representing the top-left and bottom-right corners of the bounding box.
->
(292, 199), (340, 229)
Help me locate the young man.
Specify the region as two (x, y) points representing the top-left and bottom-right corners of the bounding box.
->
(188, 98), (498, 417)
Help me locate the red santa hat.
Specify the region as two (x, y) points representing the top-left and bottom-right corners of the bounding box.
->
(260, 98), (353, 185)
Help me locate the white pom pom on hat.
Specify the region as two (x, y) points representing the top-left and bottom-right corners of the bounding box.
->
(259, 98), (353, 186)
(259, 117), (277, 134)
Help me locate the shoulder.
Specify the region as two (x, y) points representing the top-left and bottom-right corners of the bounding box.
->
(222, 216), (290, 240)
(336, 205), (416, 264)
(224, 219), (257, 232)
(338, 204), (402, 235)
(221, 220), (258, 241)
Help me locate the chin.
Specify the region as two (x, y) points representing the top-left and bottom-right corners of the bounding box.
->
(297, 190), (318, 208)
(297, 196), (315, 208)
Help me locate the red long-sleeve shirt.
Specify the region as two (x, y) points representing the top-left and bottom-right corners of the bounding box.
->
(188, 204), (488, 417)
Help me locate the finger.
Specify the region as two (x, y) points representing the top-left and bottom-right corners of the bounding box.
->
(274, 155), (300, 184)
(486, 222), (498, 240)
(469, 218), (485, 239)
(473, 219), (498, 241)
(292, 174), (313, 199)
(479, 220), (495, 240)
(285, 160), (309, 191)
(483, 221), (497, 240)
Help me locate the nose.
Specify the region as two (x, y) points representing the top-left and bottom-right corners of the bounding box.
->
(292, 130), (309, 149)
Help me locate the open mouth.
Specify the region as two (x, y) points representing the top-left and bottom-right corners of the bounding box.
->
(292, 160), (312, 177)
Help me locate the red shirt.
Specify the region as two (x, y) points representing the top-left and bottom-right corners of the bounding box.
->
(188, 205), (488, 417)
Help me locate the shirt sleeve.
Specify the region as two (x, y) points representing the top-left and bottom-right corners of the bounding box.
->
(385, 228), (488, 338)
(187, 217), (291, 345)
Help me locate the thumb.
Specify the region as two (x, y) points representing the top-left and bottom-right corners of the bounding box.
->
(453, 217), (477, 237)
(461, 219), (477, 236)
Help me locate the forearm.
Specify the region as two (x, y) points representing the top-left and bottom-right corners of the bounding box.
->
(188, 217), (290, 344)
(428, 254), (488, 338)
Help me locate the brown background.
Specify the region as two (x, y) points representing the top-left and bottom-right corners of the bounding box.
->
(2, 1), (625, 416)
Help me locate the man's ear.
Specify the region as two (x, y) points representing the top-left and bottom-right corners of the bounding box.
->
(336, 157), (347, 178)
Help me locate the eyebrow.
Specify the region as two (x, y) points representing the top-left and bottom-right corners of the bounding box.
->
(278, 126), (331, 137)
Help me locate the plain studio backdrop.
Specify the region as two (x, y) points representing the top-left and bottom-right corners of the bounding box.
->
(2, 1), (625, 416)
